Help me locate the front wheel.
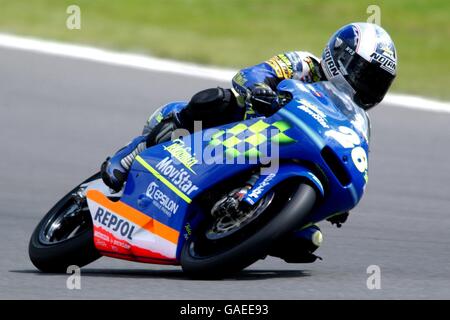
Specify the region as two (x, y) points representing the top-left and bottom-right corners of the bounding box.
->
(181, 181), (317, 278)
(29, 173), (101, 273)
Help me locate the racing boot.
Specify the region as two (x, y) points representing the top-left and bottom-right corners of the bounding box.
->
(270, 224), (323, 263)
(100, 135), (147, 192)
(101, 110), (185, 192)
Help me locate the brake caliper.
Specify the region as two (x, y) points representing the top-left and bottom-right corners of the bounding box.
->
(211, 174), (260, 218)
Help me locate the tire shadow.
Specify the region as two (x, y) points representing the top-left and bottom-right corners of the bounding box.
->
(10, 268), (310, 281)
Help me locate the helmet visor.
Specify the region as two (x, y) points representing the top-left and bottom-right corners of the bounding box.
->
(334, 43), (396, 109)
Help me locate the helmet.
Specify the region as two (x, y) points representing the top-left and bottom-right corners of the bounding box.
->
(321, 23), (397, 110)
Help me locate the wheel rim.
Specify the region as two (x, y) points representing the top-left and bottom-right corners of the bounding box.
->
(206, 191), (275, 241)
(39, 196), (92, 245)
(188, 190), (278, 259)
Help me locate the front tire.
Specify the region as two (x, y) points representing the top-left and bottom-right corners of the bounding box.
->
(29, 173), (101, 273)
(181, 182), (317, 278)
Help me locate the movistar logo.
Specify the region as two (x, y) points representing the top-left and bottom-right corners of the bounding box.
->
(155, 157), (199, 195)
(164, 139), (198, 174)
(298, 99), (329, 129)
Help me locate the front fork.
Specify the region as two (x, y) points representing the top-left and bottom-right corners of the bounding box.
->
(211, 173), (260, 219)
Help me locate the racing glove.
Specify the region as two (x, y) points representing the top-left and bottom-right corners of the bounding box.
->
(249, 84), (278, 116)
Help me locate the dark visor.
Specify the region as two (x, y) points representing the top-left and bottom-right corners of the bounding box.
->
(334, 43), (395, 108)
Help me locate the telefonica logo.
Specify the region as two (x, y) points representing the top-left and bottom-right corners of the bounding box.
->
(164, 139), (198, 173)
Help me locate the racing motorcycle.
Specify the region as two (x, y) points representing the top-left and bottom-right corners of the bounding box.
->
(29, 79), (370, 278)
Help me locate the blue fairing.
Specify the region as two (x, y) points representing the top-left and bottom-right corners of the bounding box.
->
(275, 80), (370, 215)
(120, 79), (370, 261)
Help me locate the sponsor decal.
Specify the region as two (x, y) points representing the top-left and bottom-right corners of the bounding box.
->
(94, 207), (135, 240)
(232, 72), (247, 87)
(93, 225), (174, 262)
(323, 47), (340, 77)
(277, 54), (293, 68)
(345, 46), (355, 56)
(95, 231), (109, 242)
(87, 189), (179, 261)
(147, 111), (163, 125)
(298, 99), (329, 128)
(248, 173), (276, 199)
(163, 138), (198, 174)
(304, 57), (321, 82)
(155, 157), (199, 195)
(155, 112), (163, 123)
(370, 52), (396, 75)
(266, 59), (284, 78)
(146, 182), (179, 217)
(184, 223), (192, 240)
(209, 119), (296, 159)
(267, 54), (293, 78)
(112, 239), (131, 250)
(380, 45), (395, 59)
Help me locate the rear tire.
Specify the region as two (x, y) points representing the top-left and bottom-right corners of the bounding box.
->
(181, 182), (317, 279)
(29, 173), (101, 273)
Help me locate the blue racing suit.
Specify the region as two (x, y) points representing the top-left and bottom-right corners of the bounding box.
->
(141, 51), (325, 134)
(231, 51), (325, 119)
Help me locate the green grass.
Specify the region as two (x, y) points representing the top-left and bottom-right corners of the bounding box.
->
(0, 0), (449, 99)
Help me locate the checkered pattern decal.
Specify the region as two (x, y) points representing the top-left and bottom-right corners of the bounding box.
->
(209, 119), (296, 158)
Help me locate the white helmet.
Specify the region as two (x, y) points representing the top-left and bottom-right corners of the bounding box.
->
(321, 22), (397, 110)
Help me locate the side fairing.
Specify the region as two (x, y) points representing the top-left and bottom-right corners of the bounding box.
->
(275, 80), (370, 221)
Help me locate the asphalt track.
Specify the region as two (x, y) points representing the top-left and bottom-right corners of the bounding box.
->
(0, 47), (449, 299)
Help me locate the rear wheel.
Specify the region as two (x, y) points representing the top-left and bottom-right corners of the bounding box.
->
(181, 180), (317, 278)
(29, 173), (101, 273)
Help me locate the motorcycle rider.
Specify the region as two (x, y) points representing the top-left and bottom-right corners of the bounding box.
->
(101, 22), (397, 262)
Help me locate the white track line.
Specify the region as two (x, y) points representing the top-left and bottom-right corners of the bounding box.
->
(0, 33), (449, 114)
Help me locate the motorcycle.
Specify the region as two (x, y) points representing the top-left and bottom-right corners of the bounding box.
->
(29, 79), (370, 278)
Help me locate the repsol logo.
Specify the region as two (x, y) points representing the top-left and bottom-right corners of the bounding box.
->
(370, 52), (396, 75)
(94, 207), (135, 240)
(324, 47), (340, 77)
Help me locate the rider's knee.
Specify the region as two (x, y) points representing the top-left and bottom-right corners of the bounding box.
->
(181, 87), (240, 128)
(142, 101), (187, 135)
(142, 87), (241, 137)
